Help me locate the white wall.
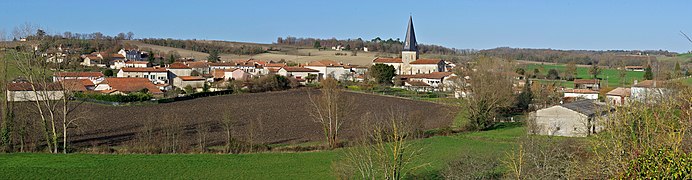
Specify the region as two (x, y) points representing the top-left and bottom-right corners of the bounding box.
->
(7, 90), (64, 102)
(533, 106), (596, 137)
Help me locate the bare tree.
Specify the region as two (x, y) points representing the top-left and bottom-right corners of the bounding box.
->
(126, 32), (134, 40)
(220, 110), (236, 153)
(307, 77), (352, 149)
(461, 57), (515, 130)
(0, 29), (6, 41)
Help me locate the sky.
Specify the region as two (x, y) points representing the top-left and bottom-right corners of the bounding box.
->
(1, 0), (692, 52)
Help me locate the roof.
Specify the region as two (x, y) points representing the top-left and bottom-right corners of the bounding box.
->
(282, 67), (319, 72)
(61, 79), (92, 92)
(410, 59), (443, 65)
(625, 66), (644, 69)
(560, 100), (611, 116)
(403, 16), (418, 51)
(265, 63), (287, 67)
(169, 62), (191, 69)
(212, 69), (239, 79)
(564, 89), (599, 94)
(373, 57), (403, 63)
(120, 67), (168, 72)
(574, 79), (600, 84)
(54, 71), (104, 77)
(185, 61), (209, 68)
(606, 87), (631, 97)
(100, 78), (163, 94)
(209, 62), (234, 66)
(177, 76), (205, 81)
(125, 61), (149, 64)
(112, 54), (125, 58)
(306, 60), (343, 67)
(407, 72), (455, 79)
(7, 82), (63, 91)
(633, 80), (666, 88)
(406, 80), (429, 87)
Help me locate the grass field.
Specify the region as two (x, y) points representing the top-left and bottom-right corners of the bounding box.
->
(0, 123), (524, 179)
(523, 64), (646, 87)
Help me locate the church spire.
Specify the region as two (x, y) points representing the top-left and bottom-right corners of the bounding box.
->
(403, 16), (418, 51)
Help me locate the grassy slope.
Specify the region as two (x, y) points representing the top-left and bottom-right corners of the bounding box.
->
(0, 124), (523, 179)
(524, 64), (645, 87)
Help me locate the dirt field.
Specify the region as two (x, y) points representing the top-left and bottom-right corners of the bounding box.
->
(128, 40), (392, 66)
(14, 89), (458, 148)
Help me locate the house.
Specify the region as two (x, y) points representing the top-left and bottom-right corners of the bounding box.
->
(94, 77), (163, 96)
(118, 49), (145, 61)
(277, 67), (320, 84)
(53, 72), (104, 83)
(409, 59), (445, 75)
(401, 72), (456, 91)
(124, 61), (149, 68)
(606, 87), (631, 106)
(80, 55), (101, 66)
(61, 79), (95, 92)
(563, 89), (599, 100)
(6, 82), (64, 102)
(116, 67), (169, 84)
(625, 66), (645, 72)
(185, 61), (210, 75)
(573, 79), (600, 90)
(173, 76), (206, 90)
(304, 60), (349, 80)
(168, 62), (193, 78)
(630, 80), (668, 102)
(264, 63), (287, 72)
(213, 68), (252, 81)
(531, 100), (611, 137)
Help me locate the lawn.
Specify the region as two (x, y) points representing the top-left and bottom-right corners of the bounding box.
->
(523, 64), (646, 87)
(0, 123), (524, 179)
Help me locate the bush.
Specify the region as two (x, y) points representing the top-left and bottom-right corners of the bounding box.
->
(623, 148), (692, 179)
(74, 92), (153, 102)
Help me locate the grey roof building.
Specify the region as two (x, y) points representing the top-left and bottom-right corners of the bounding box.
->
(403, 16), (418, 52)
(531, 100), (613, 137)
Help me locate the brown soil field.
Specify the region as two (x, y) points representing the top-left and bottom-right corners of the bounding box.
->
(14, 89), (458, 148)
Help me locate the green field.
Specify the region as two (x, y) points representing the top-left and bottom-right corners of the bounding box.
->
(0, 123), (523, 179)
(523, 64), (645, 88)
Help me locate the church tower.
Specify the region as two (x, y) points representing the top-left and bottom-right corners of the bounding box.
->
(401, 16), (418, 75)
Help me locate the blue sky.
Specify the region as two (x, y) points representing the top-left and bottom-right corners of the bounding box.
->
(1, 0), (691, 52)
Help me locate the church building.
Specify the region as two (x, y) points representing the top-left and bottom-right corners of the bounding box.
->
(372, 16), (445, 75)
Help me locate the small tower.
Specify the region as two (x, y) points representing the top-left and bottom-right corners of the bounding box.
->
(401, 16), (418, 74)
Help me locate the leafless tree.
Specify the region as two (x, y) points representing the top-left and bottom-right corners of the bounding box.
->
(460, 56), (515, 130)
(307, 77), (352, 149)
(221, 110), (237, 153)
(126, 32), (134, 40)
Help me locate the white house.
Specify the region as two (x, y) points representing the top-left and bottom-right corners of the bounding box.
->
(304, 60), (349, 80)
(117, 67), (169, 84)
(167, 62), (193, 78)
(277, 67), (320, 83)
(630, 80), (668, 102)
(606, 87), (631, 106)
(531, 100), (611, 137)
(124, 61), (149, 68)
(402, 72), (456, 91)
(563, 89), (599, 100)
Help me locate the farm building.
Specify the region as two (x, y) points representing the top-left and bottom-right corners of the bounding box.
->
(630, 80), (668, 103)
(173, 76), (206, 90)
(304, 60), (349, 80)
(606, 87), (630, 106)
(563, 89), (599, 100)
(531, 100), (611, 137)
(117, 67), (169, 84)
(573, 79), (600, 90)
(167, 62), (193, 78)
(6, 82), (64, 102)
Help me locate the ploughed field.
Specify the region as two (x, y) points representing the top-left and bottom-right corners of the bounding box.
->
(16, 89), (458, 148)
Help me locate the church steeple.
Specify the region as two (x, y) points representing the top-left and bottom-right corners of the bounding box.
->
(403, 16), (418, 52)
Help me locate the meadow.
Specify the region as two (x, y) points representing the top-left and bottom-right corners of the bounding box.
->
(0, 123), (524, 179)
(523, 63), (646, 88)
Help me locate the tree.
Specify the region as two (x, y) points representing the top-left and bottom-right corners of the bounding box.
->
(102, 69), (114, 77)
(547, 69), (560, 80)
(644, 64), (653, 80)
(515, 68), (525, 76)
(207, 50), (220, 62)
(126, 32), (134, 40)
(116, 32), (126, 40)
(565, 61), (577, 80)
(147, 52), (155, 63)
(370, 64), (396, 85)
(307, 77), (352, 149)
(674, 61), (682, 78)
(589, 64), (601, 79)
(313, 41), (321, 49)
(515, 78), (532, 112)
(463, 57), (515, 130)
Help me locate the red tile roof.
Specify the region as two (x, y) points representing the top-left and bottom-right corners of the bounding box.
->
(633, 80), (666, 88)
(54, 72), (104, 77)
(121, 67), (168, 72)
(177, 76), (205, 81)
(606, 87), (631, 97)
(125, 61), (149, 64)
(407, 72), (455, 79)
(61, 79), (92, 92)
(101, 78), (163, 94)
(282, 67), (319, 72)
(168, 62), (191, 69)
(7, 82), (63, 91)
(265, 63), (287, 67)
(410, 59), (443, 64)
(373, 57), (403, 63)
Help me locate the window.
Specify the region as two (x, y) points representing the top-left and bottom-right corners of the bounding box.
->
(150, 75), (156, 79)
(144, 75), (149, 79)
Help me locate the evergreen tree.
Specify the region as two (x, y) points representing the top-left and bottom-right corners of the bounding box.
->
(313, 41), (321, 49)
(644, 64), (654, 80)
(370, 64), (396, 85)
(515, 78), (532, 112)
(674, 62), (682, 78)
(207, 50), (220, 62)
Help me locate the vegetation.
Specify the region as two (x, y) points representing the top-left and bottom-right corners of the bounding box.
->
(524, 64), (646, 87)
(141, 38), (266, 55)
(74, 92), (153, 103)
(369, 64), (396, 85)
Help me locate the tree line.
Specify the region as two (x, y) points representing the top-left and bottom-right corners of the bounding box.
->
(276, 36), (474, 55)
(479, 47), (671, 66)
(140, 38), (266, 55)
